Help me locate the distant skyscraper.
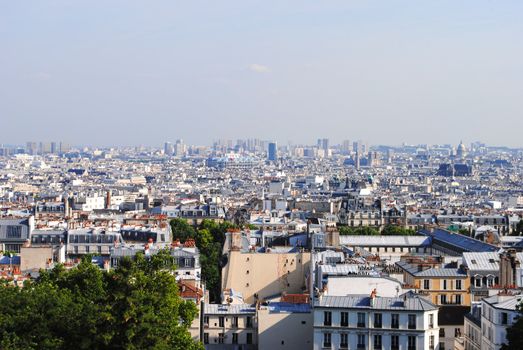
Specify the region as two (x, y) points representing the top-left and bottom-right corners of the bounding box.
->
(174, 139), (186, 156)
(26, 142), (37, 155)
(164, 142), (174, 156)
(268, 142), (277, 161)
(342, 140), (352, 153)
(321, 138), (329, 151)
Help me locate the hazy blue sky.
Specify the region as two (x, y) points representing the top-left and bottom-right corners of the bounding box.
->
(1, 1), (522, 147)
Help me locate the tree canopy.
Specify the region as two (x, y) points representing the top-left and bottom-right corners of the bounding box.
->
(337, 225), (416, 236)
(170, 218), (237, 302)
(0, 251), (202, 350)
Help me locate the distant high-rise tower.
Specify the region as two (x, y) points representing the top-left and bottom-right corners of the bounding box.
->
(164, 142), (174, 156)
(321, 138), (329, 151)
(174, 139), (185, 157)
(342, 140), (352, 153)
(268, 142), (278, 162)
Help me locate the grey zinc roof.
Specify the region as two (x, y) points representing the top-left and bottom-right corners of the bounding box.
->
(463, 252), (500, 272)
(414, 268), (467, 278)
(316, 295), (437, 311)
(204, 304), (256, 315)
(339, 235), (431, 247)
(483, 294), (522, 311)
(420, 229), (498, 253)
(396, 260), (467, 278)
(319, 264), (360, 275)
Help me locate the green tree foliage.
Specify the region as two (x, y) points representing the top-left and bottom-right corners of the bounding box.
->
(338, 226), (380, 235)
(502, 302), (523, 350)
(458, 228), (471, 236)
(170, 218), (197, 241)
(338, 225), (416, 236)
(0, 252), (202, 350)
(381, 225), (417, 236)
(197, 220), (237, 302)
(513, 219), (523, 236)
(169, 218), (238, 302)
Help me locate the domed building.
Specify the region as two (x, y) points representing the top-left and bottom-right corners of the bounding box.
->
(456, 141), (467, 158)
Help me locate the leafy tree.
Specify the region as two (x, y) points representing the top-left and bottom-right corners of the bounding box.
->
(514, 219), (523, 236)
(381, 225), (416, 236)
(170, 218), (196, 241)
(197, 220), (236, 302)
(502, 302), (523, 349)
(338, 226), (380, 235)
(0, 251), (202, 350)
(169, 218), (239, 302)
(458, 228), (470, 236)
(195, 228), (213, 251)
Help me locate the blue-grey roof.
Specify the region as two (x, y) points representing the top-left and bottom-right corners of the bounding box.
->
(266, 302), (311, 313)
(0, 256), (21, 265)
(315, 295), (437, 311)
(204, 304), (256, 315)
(462, 252), (500, 272)
(340, 235), (431, 247)
(0, 218), (31, 241)
(396, 260), (467, 278)
(419, 229), (498, 253)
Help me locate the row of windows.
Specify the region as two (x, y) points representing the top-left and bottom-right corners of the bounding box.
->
(482, 305), (512, 325)
(354, 246), (428, 253)
(473, 276), (498, 288)
(69, 235), (117, 244)
(70, 246), (104, 254)
(440, 327), (461, 338)
(439, 294), (463, 305)
(203, 332), (253, 344)
(204, 316), (253, 328)
(423, 279), (462, 290)
(6, 226), (23, 238)
(322, 333), (432, 350)
(323, 312), (425, 329)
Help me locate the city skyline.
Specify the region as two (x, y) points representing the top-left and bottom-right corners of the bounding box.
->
(2, 1), (523, 147)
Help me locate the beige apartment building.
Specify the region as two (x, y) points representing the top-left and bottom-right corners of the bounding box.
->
(221, 249), (311, 304)
(257, 302), (313, 350)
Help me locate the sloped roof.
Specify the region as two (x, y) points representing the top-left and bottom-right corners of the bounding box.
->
(316, 295), (437, 311)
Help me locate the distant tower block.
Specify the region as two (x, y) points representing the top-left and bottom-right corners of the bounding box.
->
(268, 142), (277, 161)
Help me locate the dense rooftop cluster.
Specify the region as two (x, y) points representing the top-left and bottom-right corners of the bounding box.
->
(1, 139), (523, 349)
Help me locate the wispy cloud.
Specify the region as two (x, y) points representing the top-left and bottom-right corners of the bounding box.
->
(248, 63), (270, 73)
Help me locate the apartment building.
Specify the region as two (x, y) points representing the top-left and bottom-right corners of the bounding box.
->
(313, 293), (439, 350)
(203, 303), (257, 350)
(257, 301), (313, 350)
(396, 261), (470, 307)
(464, 303), (482, 350)
(67, 228), (122, 257)
(462, 252), (500, 301)
(480, 293), (520, 350)
(397, 259), (471, 350)
(0, 216), (33, 253)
